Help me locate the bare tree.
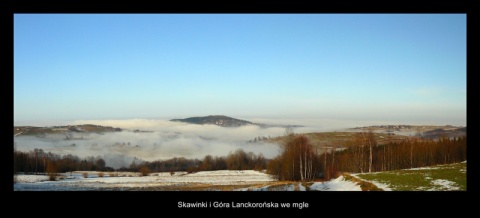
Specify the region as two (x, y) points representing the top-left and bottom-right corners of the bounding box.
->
(267, 134), (320, 181)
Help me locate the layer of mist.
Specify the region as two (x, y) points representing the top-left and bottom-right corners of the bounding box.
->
(14, 119), (300, 169)
(14, 118), (456, 169)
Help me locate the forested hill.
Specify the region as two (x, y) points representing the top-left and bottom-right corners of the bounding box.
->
(170, 115), (259, 127)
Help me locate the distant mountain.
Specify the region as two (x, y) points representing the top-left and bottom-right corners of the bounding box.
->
(170, 115), (259, 127)
(170, 115), (304, 128)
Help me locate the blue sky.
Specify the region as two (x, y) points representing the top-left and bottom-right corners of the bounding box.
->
(14, 14), (466, 126)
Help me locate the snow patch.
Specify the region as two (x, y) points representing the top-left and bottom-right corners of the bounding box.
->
(298, 182), (306, 191)
(429, 179), (460, 191)
(16, 175), (50, 183)
(349, 174), (392, 191)
(309, 176), (361, 191)
(251, 184), (296, 191)
(367, 180), (392, 191)
(405, 166), (437, 171)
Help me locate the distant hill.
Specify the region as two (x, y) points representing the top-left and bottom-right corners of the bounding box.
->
(351, 125), (466, 139)
(14, 124), (122, 137)
(421, 127), (466, 139)
(170, 115), (260, 127)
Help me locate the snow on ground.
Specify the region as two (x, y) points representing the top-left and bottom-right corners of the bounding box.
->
(180, 170), (274, 184)
(366, 180), (392, 191)
(309, 176), (361, 191)
(405, 166), (437, 171)
(429, 179), (460, 191)
(15, 170), (366, 191)
(298, 182), (306, 191)
(251, 184), (296, 191)
(349, 173), (392, 191)
(351, 162), (466, 191)
(14, 170), (276, 191)
(16, 175), (50, 183)
(350, 172), (392, 191)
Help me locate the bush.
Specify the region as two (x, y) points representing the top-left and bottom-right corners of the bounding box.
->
(170, 171), (175, 176)
(98, 172), (104, 178)
(46, 161), (58, 181)
(109, 172), (117, 177)
(83, 172), (89, 178)
(139, 166), (151, 176)
(187, 166), (198, 174)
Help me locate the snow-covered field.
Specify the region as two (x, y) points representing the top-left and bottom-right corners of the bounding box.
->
(14, 170), (362, 191)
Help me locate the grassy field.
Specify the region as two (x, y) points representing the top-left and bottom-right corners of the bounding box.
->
(352, 162), (466, 191)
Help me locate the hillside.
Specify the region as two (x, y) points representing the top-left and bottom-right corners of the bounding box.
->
(265, 124), (466, 151)
(350, 161), (466, 191)
(265, 131), (413, 152)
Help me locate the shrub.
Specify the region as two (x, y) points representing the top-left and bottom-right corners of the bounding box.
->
(98, 172), (104, 178)
(109, 172), (117, 177)
(187, 166), (198, 174)
(170, 171), (175, 176)
(46, 161), (58, 181)
(83, 172), (89, 178)
(139, 166), (151, 176)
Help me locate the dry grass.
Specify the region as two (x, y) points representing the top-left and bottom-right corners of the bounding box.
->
(342, 173), (383, 191)
(98, 172), (104, 178)
(301, 182), (313, 191)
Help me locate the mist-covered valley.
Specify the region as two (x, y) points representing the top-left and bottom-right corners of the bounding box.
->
(14, 117), (462, 169)
(14, 118), (330, 169)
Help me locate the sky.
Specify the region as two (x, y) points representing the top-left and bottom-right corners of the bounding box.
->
(14, 14), (466, 126)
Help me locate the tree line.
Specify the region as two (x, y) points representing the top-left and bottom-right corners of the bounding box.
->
(13, 147), (268, 175)
(14, 148), (112, 175)
(333, 133), (466, 173)
(127, 148), (267, 173)
(267, 130), (466, 181)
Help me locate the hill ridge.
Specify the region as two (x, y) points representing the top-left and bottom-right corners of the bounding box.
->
(170, 115), (259, 127)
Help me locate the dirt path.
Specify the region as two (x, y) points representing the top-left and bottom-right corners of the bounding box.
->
(341, 173), (383, 191)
